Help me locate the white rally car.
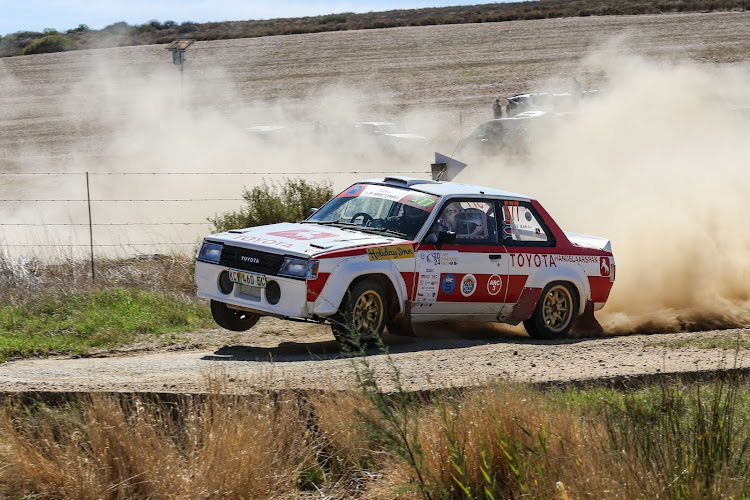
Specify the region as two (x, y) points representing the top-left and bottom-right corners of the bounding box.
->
(195, 177), (615, 347)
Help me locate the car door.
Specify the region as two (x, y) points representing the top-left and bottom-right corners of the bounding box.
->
(497, 199), (557, 320)
(411, 199), (510, 322)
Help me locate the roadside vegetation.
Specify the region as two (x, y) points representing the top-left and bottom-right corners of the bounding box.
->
(0, 177), (329, 362)
(0, 254), (212, 361)
(2, 0), (747, 57)
(208, 177), (332, 234)
(2, 364), (750, 498)
(647, 332), (750, 350)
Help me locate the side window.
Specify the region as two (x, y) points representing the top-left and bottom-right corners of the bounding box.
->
(500, 201), (551, 245)
(430, 200), (498, 244)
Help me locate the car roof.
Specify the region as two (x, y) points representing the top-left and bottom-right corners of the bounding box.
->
(354, 121), (396, 126)
(359, 176), (533, 201)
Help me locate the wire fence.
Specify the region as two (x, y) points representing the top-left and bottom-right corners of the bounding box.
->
(0, 169), (431, 255)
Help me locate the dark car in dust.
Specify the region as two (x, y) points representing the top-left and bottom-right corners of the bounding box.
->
(458, 111), (552, 157)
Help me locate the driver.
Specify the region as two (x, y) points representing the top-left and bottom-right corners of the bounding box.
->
(387, 204), (427, 238)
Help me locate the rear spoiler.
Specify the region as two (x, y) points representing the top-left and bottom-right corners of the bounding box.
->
(565, 232), (612, 253)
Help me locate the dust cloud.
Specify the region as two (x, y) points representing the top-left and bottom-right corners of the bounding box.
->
(459, 51), (750, 334)
(0, 52), (436, 259)
(3, 36), (750, 334)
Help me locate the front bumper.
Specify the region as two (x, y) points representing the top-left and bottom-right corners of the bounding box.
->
(195, 261), (310, 318)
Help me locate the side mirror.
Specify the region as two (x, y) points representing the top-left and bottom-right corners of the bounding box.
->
(424, 231), (456, 250)
(308, 207), (318, 216)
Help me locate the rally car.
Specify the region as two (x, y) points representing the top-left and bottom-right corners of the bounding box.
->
(195, 176), (615, 348)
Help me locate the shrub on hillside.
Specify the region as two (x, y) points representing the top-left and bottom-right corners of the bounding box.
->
(22, 34), (79, 55)
(208, 178), (333, 233)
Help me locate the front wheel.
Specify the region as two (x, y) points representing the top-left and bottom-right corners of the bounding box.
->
(210, 300), (261, 332)
(331, 279), (389, 352)
(523, 282), (578, 340)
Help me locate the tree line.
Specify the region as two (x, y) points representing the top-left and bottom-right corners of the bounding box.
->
(1, 0), (747, 57)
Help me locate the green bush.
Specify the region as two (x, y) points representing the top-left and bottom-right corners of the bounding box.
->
(22, 34), (78, 55)
(208, 178), (333, 233)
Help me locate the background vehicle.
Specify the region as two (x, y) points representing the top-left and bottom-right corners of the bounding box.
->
(458, 110), (581, 157)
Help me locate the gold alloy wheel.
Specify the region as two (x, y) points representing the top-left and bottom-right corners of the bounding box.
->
(542, 284), (573, 333)
(352, 290), (384, 334)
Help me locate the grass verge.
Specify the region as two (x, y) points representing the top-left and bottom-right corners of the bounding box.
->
(0, 288), (212, 361)
(647, 332), (750, 350)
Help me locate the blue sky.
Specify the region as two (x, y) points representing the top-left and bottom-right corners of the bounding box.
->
(0, 1), (503, 36)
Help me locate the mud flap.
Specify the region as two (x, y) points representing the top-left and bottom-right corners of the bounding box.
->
(571, 300), (603, 338)
(386, 301), (416, 337)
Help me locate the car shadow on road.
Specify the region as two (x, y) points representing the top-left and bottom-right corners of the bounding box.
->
(201, 324), (596, 363)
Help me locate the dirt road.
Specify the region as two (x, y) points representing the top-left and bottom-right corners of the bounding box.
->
(0, 318), (747, 394)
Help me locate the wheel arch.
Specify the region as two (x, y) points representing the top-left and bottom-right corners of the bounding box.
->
(312, 257), (408, 317)
(524, 266), (589, 316)
(348, 273), (401, 321)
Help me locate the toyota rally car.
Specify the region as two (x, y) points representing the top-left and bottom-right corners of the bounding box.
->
(195, 176), (615, 348)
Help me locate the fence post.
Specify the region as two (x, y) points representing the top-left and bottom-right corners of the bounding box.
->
(86, 172), (95, 282)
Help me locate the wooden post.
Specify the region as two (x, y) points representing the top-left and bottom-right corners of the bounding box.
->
(86, 172), (95, 282)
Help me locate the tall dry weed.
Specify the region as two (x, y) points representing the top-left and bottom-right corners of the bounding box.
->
(0, 389), (316, 499)
(362, 383), (629, 499)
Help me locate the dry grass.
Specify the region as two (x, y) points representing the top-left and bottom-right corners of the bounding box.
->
(2, 375), (750, 498)
(0, 253), (197, 304)
(0, 387), (316, 498)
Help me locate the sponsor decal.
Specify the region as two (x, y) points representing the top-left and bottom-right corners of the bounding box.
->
(366, 244), (415, 261)
(502, 221), (513, 240)
(525, 211), (533, 221)
(442, 273), (456, 294)
(552, 255), (599, 264)
(232, 234), (293, 249)
(267, 229), (339, 241)
(404, 194), (438, 212)
(424, 251), (459, 267)
(509, 253), (558, 268)
(361, 185), (405, 202)
(460, 274), (477, 297)
(508, 253), (608, 270)
(346, 185), (364, 195)
(487, 274), (503, 295)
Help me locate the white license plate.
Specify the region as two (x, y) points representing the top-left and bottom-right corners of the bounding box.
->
(229, 270), (266, 288)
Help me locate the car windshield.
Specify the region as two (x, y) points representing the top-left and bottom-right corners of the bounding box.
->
(305, 183), (440, 240)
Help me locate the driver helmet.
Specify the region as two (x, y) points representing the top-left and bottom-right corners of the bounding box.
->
(456, 209), (486, 236)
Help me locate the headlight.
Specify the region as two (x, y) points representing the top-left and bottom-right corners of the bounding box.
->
(197, 241), (223, 263)
(279, 257), (319, 279)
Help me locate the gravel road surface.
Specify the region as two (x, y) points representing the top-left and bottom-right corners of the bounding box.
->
(0, 318), (747, 394)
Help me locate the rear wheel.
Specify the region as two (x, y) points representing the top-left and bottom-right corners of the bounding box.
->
(210, 300), (261, 331)
(331, 279), (389, 352)
(523, 282), (577, 340)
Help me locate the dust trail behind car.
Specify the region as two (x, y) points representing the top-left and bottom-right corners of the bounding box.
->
(461, 51), (750, 334)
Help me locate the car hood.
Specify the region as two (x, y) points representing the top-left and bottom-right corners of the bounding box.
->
(565, 232), (612, 253)
(208, 222), (411, 258)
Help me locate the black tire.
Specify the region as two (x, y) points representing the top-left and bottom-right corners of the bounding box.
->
(523, 282), (578, 340)
(331, 279), (389, 352)
(210, 300), (261, 332)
